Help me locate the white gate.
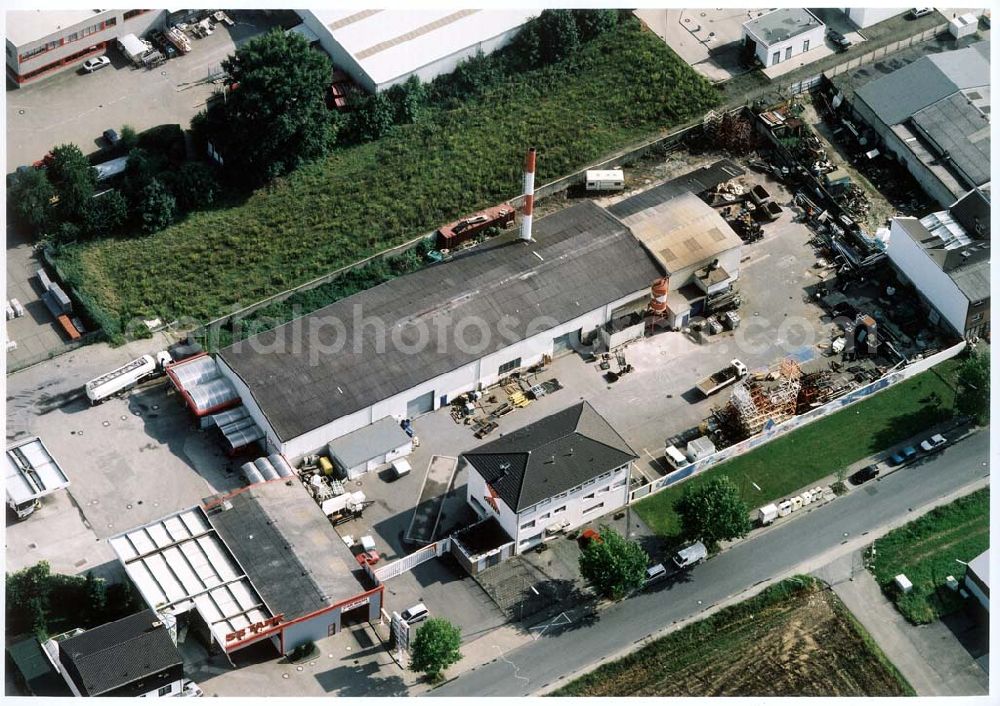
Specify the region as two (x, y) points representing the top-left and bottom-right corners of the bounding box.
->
(374, 538), (451, 582)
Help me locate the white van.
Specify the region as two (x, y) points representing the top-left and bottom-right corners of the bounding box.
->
(401, 603), (428, 624)
(664, 445), (688, 470)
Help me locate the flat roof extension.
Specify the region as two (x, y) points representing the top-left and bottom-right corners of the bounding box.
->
(6, 10), (105, 47)
(743, 8), (823, 46)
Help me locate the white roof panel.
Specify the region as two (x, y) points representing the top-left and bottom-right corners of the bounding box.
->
(127, 528), (157, 556)
(5, 438), (70, 505)
(308, 9), (536, 86)
(6, 9), (105, 47)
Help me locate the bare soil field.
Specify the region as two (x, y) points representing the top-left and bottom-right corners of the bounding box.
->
(552, 577), (914, 697)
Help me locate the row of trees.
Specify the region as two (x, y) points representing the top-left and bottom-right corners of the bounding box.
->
(6, 561), (144, 640)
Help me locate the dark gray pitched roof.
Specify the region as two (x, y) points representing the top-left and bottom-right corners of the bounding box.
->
(219, 201), (662, 442)
(463, 401), (636, 512)
(911, 91), (991, 190)
(58, 610), (181, 696)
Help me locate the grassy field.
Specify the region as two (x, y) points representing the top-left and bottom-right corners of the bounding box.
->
(635, 359), (960, 540)
(552, 576), (914, 697)
(53, 20), (719, 340)
(867, 488), (988, 624)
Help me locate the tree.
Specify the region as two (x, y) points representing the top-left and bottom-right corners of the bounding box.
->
(675, 477), (752, 548)
(388, 75), (426, 125)
(137, 179), (177, 233)
(83, 189), (129, 237)
(83, 572), (108, 625)
(6, 562), (52, 636)
(574, 9), (618, 41)
(119, 124), (139, 151)
(353, 92), (396, 142)
(578, 525), (649, 600)
(47, 144), (96, 222)
(537, 10), (581, 64)
(409, 618), (462, 682)
(8, 167), (54, 234)
(162, 162), (220, 212)
(955, 350), (989, 425)
(210, 29), (336, 185)
(122, 148), (163, 202)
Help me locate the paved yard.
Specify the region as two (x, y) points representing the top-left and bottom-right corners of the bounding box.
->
(815, 551), (988, 696)
(6, 10), (290, 171)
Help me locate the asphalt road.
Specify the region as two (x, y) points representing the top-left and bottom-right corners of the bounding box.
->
(431, 431), (990, 697)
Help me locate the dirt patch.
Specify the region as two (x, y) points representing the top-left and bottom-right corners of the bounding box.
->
(553, 578), (912, 697)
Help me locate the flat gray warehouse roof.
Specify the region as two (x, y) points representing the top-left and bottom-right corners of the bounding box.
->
(911, 91), (991, 190)
(743, 8), (822, 46)
(327, 416), (411, 469)
(219, 200), (663, 442)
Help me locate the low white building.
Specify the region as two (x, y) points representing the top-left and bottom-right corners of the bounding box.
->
(463, 402), (637, 553)
(6, 9), (166, 85)
(326, 416), (412, 480)
(964, 549), (989, 613)
(741, 8), (825, 69)
(296, 9), (536, 93)
(886, 189), (990, 339)
(843, 8), (907, 29)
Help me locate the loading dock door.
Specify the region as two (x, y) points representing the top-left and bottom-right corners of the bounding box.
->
(406, 390), (434, 418)
(552, 329), (581, 357)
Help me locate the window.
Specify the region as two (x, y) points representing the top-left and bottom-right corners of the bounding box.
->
(784, 46), (792, 60)
(554, 505), (566, 514)
(498, 357), (521, 375)
(124, 9), (147, 20)
(613, 479), (627, 489)
(583, 501), (604, 515)
(970, 313), (983, 322)
(772, 51), (781, 64)
(539, 512), (551, 520)
(158, 685), (173, 697)
(802, 39), (810, 52)
(599, 486), (610, 494)
(520, 519), (535, 530)
(583, 492), (596, 500)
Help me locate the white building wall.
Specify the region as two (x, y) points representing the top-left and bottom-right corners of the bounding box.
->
(465, 464), (520, 539)
(746, 23), (825, 68)
(224, 289), (650, 461)
(7, 10), (167, 83)
(886, 219), (970, 334)
(845, 8), (906, 28)
(964, 574), (989, 612)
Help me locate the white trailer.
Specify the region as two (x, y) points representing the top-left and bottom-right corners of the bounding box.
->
(85, 355), (157, 404)
(758, 503), (778, 525)
(585, 169), (625, 191)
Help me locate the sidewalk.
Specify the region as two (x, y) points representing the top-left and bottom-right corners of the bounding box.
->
(815, 552), (988, 696)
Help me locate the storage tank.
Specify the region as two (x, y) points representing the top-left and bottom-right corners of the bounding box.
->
(649, 277), (669, 314)
(254, 457), (279, 481)
(269, 454), (294, 478)
(241, 462), (264, 485)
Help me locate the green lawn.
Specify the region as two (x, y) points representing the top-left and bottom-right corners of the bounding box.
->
(552, 576), (913, 697)
(635, 359), (960, 540)
(867, 488), (988, 624)
(53, 20), (719, 340)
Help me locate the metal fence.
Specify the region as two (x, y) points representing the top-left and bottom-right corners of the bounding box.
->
(373, 539), (450, 582)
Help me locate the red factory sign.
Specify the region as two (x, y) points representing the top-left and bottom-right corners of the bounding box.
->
(340, 596), (370, 612)
(225, 613), (284, 643)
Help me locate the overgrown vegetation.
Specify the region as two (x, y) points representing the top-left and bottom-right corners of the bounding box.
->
(867, 488), (988, 624)
(53, 16), (719, 342)
(552, 576), (913, 697)
(5, 561), (144, 641)
(954, 349), (989, 425)
(635, 359), (960, 539)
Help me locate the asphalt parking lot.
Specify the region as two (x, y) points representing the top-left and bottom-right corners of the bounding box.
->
(5, 10), (287, 171)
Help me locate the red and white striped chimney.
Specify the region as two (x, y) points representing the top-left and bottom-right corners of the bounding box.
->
(521, 147), (536, 242)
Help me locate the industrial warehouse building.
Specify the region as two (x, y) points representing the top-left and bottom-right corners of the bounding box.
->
(295, 9), (536, 93)
(741, 8), (825, 69)
(847, 41), (990, 208)
(464, 402), (637, 553)
(887, 188), (990, 340)
(5, 9), (165, 84)
(110, 481), (382, 658)
(217, 161), (745, 460)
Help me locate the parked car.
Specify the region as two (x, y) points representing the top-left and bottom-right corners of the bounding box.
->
(645, 563), (668, 584)
(103, 129), (120, 147)
(400, 603), (428, 624)
(827, 30), (852, 51)
(888, 446), (919, 465)
(919, 434), (947, 452)
(849, 464), (879, 485)
(910, 8), (934, 19)
(82, 56), (111, 72)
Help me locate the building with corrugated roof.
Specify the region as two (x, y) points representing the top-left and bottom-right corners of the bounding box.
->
(295, 9), (537, 93)
(886, 188), (990, 339)
(849, 41), (990, 207)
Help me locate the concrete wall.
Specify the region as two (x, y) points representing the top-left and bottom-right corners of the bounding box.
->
(886, 219), (970, 336)
(630, 340), (966, 503)
(745, 22), (825, 68)
(7, 10), (166, 84)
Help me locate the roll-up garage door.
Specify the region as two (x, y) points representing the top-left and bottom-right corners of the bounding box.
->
(406, 390), (435, 418)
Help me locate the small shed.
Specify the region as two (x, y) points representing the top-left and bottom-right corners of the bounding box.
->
(118, 33), (150, 65)
(685, 436), (717, 462)
(949, 13), (979, 39)
(585, 169), (625, 191)
(327, 417), (412, 480)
